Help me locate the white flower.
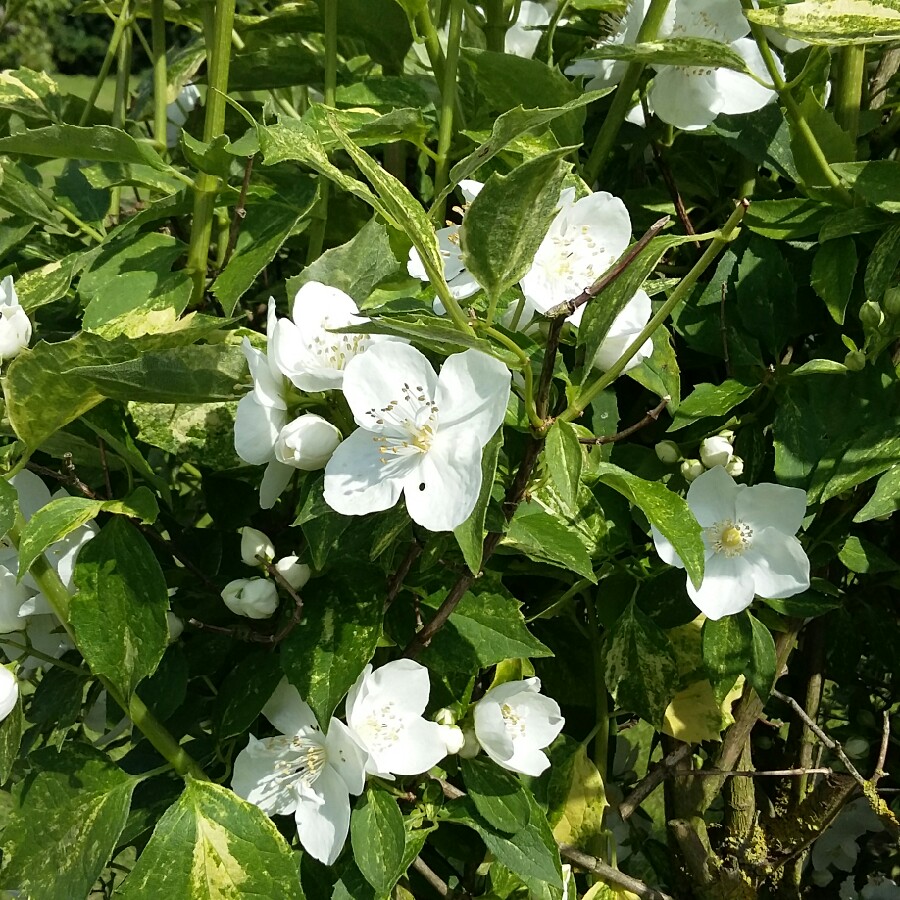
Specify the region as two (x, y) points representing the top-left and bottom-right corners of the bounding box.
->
(346, 660), (450, 778)
(699, 435), (734, 469)
(221, 577), (279, 619)
(0, 666), (17, 722)
(655, 440), (682, 464)
(408, 181), (484, 303)
(505, 1), (551, 58)
(166, 610), (184, 642)
(165, 84), (201, 148)
(272, 281), (390, 393)
(0, 275), (32, 360)
(438, 724), (466, 755)
(323, 343), (510, 532)
(725, 455), (744, 477)
(240, 527), (275, 567)
(590, 288), (654, 373)
(274, 414), (342, 470)
(232, 679), (368, 866)
(274, 555), (310, 591)
(652, 465), (810, 620)
(647, 0), (779, 131)
(680, 458), (705, 482)
(473, 677), (564, 776)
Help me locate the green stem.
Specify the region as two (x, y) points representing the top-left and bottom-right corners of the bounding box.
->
(484, 0), (508, 53)
(485, 326), (542, 428)
(1, 638), (87, 675)
(306, 0), (338, 264)
(151, 0), (168, 152)
(583, 0), (672, 186)
(546, 0), (570, 67)
(110, 3), (132, 221)
(834, 45), (865, 150)
(186, 0), (238, 304)
(739, 0), (853, 203)
(561, 201), (749, 423)
(415, 4), (465, 128)
(78, 1), (130, 126)
(433, 0), (464, 222)
(7, 521), (208, 780)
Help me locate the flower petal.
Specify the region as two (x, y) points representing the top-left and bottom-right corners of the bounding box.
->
(263, 679), (320, 736)
(294, 765), (350, 865)
(744, 528), (810, 600)
(259, 460), (295, 510)
(323, 428), (411, 517)
(372, 718), (451, 776)
(234, 394), (283, 466)
(402, 430), (484, 532)
(651, 525), (686, 569)
(735, 483), (807, 537)
(649, 67), (720, 131)
(231, 734), (300, 817)
(513, 691), (564, 747)
(10, 470), (52, 521)
(474, 697), (516, 763)
(502, 743), (553, 777)
(672, 0), (749, 43)
(687, 552), (755, 619)
(435, 350), (511, 446)
(686, 465), (741, 526)
(354, 659), (431, 717)
(712, 40), (777, 116)
(324, 718), (369, 796)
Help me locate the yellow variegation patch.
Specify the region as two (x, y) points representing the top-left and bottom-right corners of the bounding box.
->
(552, 745), (608, 850)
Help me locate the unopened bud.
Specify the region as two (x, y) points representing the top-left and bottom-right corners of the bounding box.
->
(438, 724), (465, 755)
(883, 287), (900, 317)
(274, 555), (310, 590)
(221, 577), (279, 619)
(274, 414), (342, 470)
(859, 300), (884, 331)
(240, 527), (275, 567)
(457, 726), (481, 759)
(717, 429), (735, 443)
(725, 455), (744, 477)
(844, 349), (866, 371)
(167, 610), (184, 642)
(700, 435), (734, 469)
(680, 458), (705, 483)
(654, 440), (681, 464)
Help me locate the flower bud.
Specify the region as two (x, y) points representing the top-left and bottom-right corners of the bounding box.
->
(437, 724), (465, 755)
(844, 349), (866, 371)
(680, 458), (705, 483)
(167, 610), (184, 642)
(654, 440), (681, 464)
(725, 455), (744, 477)
(457, 726), (481, 759)
(883, 287), (900, 317)
(717, 429), (735, 443)
(0, 666), (18, 722)
(699, 435), (734, 469)
(240, 527), (275, 567)
(274, 555), (311, 590)
(859, 300), (884, 332)
(274, 414), (342, 471)
(221, 577), (279, 619)
(433, 707), (458, 727)
(0, 275), (32, 361)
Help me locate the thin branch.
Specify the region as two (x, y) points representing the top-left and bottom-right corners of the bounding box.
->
(720, 281), (731, 377)
(544, 216), (670, 319)
(677, 767), (833, 778)
(97, 438), (113, 499)
(578, 397), (669, 445)
(651, 142), (699, 249)
(619, 741), (693, 820)
(385, 541), (422, 609)
(873, 710), (891, 787)
(221, 155), (254, 271)
(260, 557), (305, 643)
(412, 857), (450, 897)
(559, 845), (675, 900)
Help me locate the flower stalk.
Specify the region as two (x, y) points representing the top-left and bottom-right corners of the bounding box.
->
(151, 0), (168, 152)
(834, 45), (866, 150)
(433, 0), (465, 222)
(78, 0), (131, 127)
(185, 0), (238, 304)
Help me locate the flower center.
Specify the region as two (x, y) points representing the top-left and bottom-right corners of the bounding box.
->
(500, 702), (527, 740)
(358, 702), (405, 753)
(312, 316), (370, 370)
(364, 383), (440, 462)
(273, 735), (328, 787)
(708, 520), (753, 558)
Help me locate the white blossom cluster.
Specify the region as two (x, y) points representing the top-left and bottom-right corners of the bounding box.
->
(234, 282), (512, 532)
(655, 429), (744, 482)
(566, 0), (781, 131)
(232, 660), (563, 865)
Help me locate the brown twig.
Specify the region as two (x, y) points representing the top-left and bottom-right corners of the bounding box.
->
(62, 453), (97, 499)
(619, 741), (694, 820)
(412, 857), (450, 897)
(676, 767), (833, 778)
(97, 438), (113, 499)
(559, 845), (675, 900)
(578, 397), (669, 445)
(873, 710), (891, 786)
(720, 282), (731, 377)
(221, 155), (255, 272)
(385, 541), (422, 609)
(544, 216), (670, 319)
(260, 557), (305, 643)
(651, 142), (700, 249)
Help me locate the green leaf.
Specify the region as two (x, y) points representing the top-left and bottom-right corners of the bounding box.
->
(790, 91), (855, 188)
(213, 651), (284, 742)
(604, 600), (678, 726)
(0, 744), (136, 900)
(818, 415), (900, 502)
(761, 591), (841, 617)
(116, 779), (304, 899)
(593, 461), (705, 590)
(838, 534), (900, 574)
(0, 124), (169, 169)
(350, 788), (406, 895)
(864, 221), (900, 304)
(811, 237), (857, 324)
(414, 588), (553, 676)
(462, 757), (531, 834)
(833, 160), (900, 212)
(14, 253), (80, 312)
(280, 566), (382, 726)
(287, 217), (401, 306)
(745, 0), (900, 45)
(212, 194), (316, 315)
(747, 614), (777, 700)
(454, 430), (503, 574)
(584, 36), (753, 71)
(0, 690), (23, 784)
(0, 68), (64, 122)
(0, 477), (19, 539)
(668, 378), (759, 431)
(629, 325), (681, 408)
(744, 198), (834, 240)
(16, 488), (159, 580)
(701, 613), (752, 704)
(545, 420), (583, 512)
(854, 464), (900, 522)
(445, 91), (611, 205)
(71, 518), (169, 700)
(460, 150), (569, 300)
(67, 344), (246, 403)
(502, 505), (596, 581)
